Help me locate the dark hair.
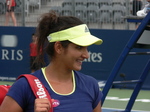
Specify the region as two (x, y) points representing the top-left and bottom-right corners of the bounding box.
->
(35, 11), (84, 65)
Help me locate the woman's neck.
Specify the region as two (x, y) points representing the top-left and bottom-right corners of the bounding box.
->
(45, 64), (73, 82)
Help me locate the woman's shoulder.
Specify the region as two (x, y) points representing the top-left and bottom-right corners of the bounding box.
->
(11, 69), (43, 88)
(31, 69), (43, 78)
(6, 70), (43, 103)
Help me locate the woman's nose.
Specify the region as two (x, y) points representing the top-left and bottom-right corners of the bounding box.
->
(82, 48), (89, 59)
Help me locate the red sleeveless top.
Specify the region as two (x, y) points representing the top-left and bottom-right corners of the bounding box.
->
(6, 0), (16, 7)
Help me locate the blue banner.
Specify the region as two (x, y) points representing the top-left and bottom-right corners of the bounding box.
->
(0, 26), (35, 80)
(0, 27), (150, 89)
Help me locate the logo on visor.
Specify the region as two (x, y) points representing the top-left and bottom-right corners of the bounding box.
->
(47, 35), (51, 42)
(85, 26), (89, 32)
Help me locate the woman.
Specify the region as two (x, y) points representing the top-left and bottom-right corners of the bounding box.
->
(4, 0), (17, 26)
(0, 11), (103, 112)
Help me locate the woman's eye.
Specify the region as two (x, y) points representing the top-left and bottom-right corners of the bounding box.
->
(76, 46), (82, 49)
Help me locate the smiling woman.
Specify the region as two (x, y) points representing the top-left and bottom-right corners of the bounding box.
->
(0, 11), (103, 112)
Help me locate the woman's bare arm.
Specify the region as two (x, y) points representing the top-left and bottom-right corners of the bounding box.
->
(0, 96), (23, 112)
(93, 102), (102, 112)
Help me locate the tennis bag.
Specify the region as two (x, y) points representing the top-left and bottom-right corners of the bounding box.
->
(0, 85), (11, 105)
(0, 74), (53, 112)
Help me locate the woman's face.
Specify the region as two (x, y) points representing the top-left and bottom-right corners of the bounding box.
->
(60, 43), (89, 71)
(32, 35), (37, 42)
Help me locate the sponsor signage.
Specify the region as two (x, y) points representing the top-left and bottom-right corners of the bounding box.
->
(0, 27), (150, 89)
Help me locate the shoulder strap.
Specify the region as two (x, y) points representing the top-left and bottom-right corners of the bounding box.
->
(17, 74), (53, 112)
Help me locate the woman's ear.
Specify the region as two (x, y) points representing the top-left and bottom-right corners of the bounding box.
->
(54, 41), (63, 54)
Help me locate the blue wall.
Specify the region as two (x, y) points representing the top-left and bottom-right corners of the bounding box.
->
(0, 27), (150, 89)
(0, 26), (35, 80)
